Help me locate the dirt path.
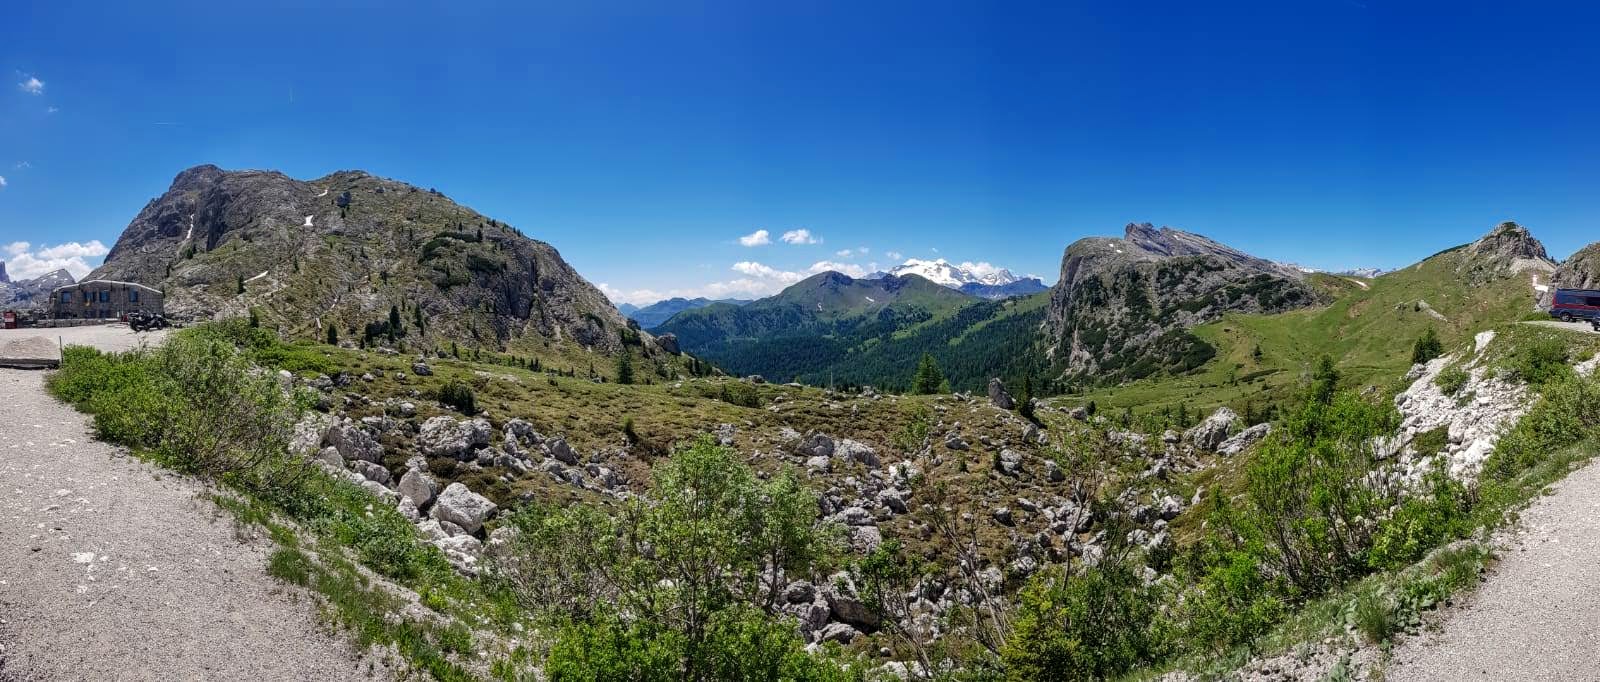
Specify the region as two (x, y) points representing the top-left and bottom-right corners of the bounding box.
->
(0, 326), (384, 681)
(1387, 459), (1600, 681)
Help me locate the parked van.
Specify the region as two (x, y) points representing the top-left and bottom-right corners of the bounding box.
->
(1550, 288), (1600, 323)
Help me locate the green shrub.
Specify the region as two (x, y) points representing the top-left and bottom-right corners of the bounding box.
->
(1349, 590), (1395, 645)
(1505, 336), (1573, 386)
(1411, 327), (1443, 365)
(1002, 564), (1166, 681)
(1368, 472), (1470, 570)
(438, 380), (476, 415)
(1483, 373), (1600, 483)
(489, 438), (846, 679)
(1434, 366), (1469, 396)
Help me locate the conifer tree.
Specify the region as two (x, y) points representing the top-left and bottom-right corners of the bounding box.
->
(911, 353), (946, 395)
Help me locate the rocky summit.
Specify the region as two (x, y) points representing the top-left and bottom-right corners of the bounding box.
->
(89, 165), (661, 356)
(1043, 222), (1323, 382)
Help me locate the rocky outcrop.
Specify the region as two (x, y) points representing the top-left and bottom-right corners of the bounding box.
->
(1552, 241), (1600, 291)
(1044, 223), (1322, 382)
(1457, 221), (1556, 285)
(1392, 331), (1532, 481)
(87, 164), (666, 355)
(988, 378), (1015, 410)
(1184, 407), (1238, 451)
(1217, 422), (1271, 456)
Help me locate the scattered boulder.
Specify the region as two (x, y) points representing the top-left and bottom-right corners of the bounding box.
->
(1185, 407), (1239, 451)
(398, 468), (439, 508)
(430, 482), (497, 534)
(1218, 422), (1271, 456)
(988, 378), (1015, 410)
(835, 439), (880, 467)
(411, 361), (434, 376)
(796, 432), (836, 458)
(417, 416), (492, 459)
(351, 460), (391, 485)
(325, 420), (383, 463)
(313, 446), (344, 469)
(547, 437), (580, 465)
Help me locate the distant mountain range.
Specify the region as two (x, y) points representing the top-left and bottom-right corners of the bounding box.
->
(619, 297), (752, 329)
(0, 268), (76, 309)
(863, 258), (1047, 300)
(1277, 262), (1390, 279)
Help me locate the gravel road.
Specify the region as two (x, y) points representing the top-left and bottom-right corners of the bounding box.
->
(1387, 459), (1600, 681)
(0, 325), (384, 681)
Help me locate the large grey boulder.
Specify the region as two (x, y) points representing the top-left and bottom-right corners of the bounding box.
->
(834, 439), (880, 467)
(351, 460), (391, 485)
(546, 437), (580, 465)
(417, 416), (492, 459)
(795, 432), (836, 458)
(988, 378), (1015, 410)
(398, 468), (439, 508)
(430, 482), (497, 535)
(1218, 422), (1271, 456)
(325, 420), (383, 463)
(1185, 407), (1240, 451)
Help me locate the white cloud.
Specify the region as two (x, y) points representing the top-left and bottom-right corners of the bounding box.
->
(18, 75), (43, 95)
(0, 175), (6, 189)
(38, 240), (109, 259)
(886, 251), (903, 261)
(834, 249), (853, 258)
(2, 240), (108, 280)
(957, 261), (1004, 278)
(611, 256), (890, 307)
(45, 106), (58, 114)
(780, 229), (820, 245)
(598, 282), (667, 307)
(14, 161), (29, 169)
(738, 229), (771, 247)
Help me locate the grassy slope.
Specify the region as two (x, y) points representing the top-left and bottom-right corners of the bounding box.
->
(1061, 246), (1541, 418)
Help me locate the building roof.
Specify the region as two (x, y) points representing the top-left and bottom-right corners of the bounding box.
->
(50, 279), (163, 296)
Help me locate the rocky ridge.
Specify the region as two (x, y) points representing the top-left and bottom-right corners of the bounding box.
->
(1043, 222), (1324, 382)
(89, 165), (660, 357)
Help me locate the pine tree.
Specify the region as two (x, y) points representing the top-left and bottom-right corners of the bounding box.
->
(326, 323), (338, 346)
(1411, 327), (1442, 365)
(389, 305), (404, 336)
(236, 275), (245, 294)
(248, 309), (260, 328)
(911, 353), (946, 395)
(616, 352), (635, 385)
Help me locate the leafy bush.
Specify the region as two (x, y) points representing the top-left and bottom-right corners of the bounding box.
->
(488, 438), (846, 678)
(1434, 366), (1469, 396)
(1505, 336), (1572, 386)
(51, 333), (308, 480)
(1002, 564), (1167, 680)
(1175, 542), (1287, 651)
(1368, 472), (1471, 570)
(438, 380), (476, 414)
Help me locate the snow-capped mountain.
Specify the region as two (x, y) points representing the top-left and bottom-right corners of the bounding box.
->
(868, 258), (1022, 288)
(1274, 262), (1388, 279)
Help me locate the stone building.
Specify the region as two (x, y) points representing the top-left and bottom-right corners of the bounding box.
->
(49, 280), (164, 319)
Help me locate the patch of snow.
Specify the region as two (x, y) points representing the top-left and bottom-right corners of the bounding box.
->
(1346, 278), (1369, 290)
(244, 270), (269, 284)
(302, 215), (314, 227)
(315, 187), (329, 198)
(864, 296), (876, 303)
(72, 552), (95, 564)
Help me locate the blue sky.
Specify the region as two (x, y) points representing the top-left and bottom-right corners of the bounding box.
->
(2, 1), (1598, 303)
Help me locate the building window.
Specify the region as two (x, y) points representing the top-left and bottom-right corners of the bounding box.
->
(60, 292), (72, 303)
(99, 290), (110, 302)
(129, 289), (139, 303)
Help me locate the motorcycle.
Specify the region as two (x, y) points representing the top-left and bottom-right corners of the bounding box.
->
(129, 312), (170, 332)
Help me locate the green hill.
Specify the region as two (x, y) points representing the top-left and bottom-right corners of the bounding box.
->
(657, 272), (1051, 390)
(1062, 222), (1556, 418)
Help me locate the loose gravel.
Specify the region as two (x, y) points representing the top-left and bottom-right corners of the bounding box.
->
(0, 325), (386, 681)
(1387, 459), (1600, 681)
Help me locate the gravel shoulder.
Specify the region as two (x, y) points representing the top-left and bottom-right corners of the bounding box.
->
(0, 326), (384, 681)
(1386, 459), (1600, 681)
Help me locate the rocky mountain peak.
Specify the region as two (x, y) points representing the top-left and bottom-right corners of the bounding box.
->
(90, 164), (655, 356)
(1457, 221), (1555, 284)
(0, 260), (9, 284)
